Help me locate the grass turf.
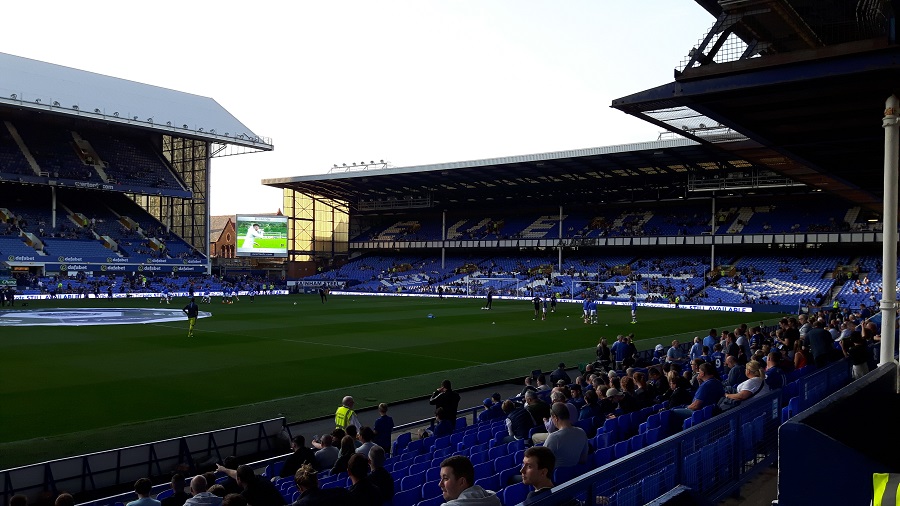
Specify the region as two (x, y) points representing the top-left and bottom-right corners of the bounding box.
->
(0, 294), (785, 468)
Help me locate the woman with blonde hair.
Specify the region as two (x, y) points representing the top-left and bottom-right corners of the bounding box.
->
(723, 360), (769, 402)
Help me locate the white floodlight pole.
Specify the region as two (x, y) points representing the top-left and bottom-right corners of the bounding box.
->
(880, 95), (899, 368)
(558, 205), (563, 273)
(441, 210), (446, 270)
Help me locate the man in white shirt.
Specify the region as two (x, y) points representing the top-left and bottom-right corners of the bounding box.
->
(242, 223), (264, 249)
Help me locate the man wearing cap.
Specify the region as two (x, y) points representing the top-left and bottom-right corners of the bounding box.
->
(335, 396), (361, 431)
(477, 393), (504, 423)
(549, 363), (571, 385)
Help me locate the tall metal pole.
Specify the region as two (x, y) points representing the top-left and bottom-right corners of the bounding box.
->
(710, 196), (716, 279)
(558, 205), (563, 273)
(880, 95), (899, 367)
(441, 209), (446, 270)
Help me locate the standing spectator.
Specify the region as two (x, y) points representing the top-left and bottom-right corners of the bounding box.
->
(688, 337), (703, 361)
(807, 319), (836, 367)
(334, 396), (361, 431)
(126, 479), (160, 506)
(666, 340), (686, 365)
(429, 379), (461, 421)
(372, 403), (394, 455)
(841, 332), (871, 380)
(724, 356), (743, 389)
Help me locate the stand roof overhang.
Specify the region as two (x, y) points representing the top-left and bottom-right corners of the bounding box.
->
(612, 38), (900, 212)
(0, 52), (272, 151)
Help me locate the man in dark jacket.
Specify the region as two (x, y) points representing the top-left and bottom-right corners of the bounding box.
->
(549, 363), (571, 385)
(429, 379), (461, 421)
(502, 400), (536, 443)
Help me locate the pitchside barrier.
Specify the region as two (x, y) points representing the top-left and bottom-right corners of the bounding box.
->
(1, 418), (285, 506)
(779, 361), (898, 506)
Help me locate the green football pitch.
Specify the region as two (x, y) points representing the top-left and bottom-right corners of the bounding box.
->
(0, 295), (785, 468)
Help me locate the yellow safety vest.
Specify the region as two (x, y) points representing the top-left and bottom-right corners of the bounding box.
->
(874, 473), (900, 506)
(335, 406), (354, 429)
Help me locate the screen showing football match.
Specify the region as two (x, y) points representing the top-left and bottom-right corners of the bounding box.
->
(235, 215), (288, 257)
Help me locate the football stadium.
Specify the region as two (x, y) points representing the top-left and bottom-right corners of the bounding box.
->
(2, 2), (900, 506)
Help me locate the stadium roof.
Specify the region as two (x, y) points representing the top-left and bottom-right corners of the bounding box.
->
(0, 52), (272, 152)
(612, 0), (899, 212)
(263, 137), (803, 211)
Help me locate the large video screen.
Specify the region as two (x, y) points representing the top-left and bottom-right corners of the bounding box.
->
(235, 215), (288, 257)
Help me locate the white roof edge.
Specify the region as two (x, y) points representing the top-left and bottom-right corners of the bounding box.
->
(0, 52), (272, 151)
(262, 138), (700, 185)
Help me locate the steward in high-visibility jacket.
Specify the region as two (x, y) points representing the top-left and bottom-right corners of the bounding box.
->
(874, 473), (900, 506)
(335, 396), (360, 430)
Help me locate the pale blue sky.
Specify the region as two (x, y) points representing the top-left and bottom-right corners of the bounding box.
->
(3, 1), (714, 214)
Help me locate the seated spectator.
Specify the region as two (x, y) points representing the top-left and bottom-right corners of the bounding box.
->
(670, 363), (724, 425)
(344, 425), (362, 449)
(524, 390), (551, 427)
(126, 478), (160, 506)
(477, 393), (504, 423)
(724, 356), (743, 389)
(347, 454), (380, 506)
(372, 403), (394, 455)
(532, 391), (578, 445)
(277, 436), (316, 481)
(502, 400), (535, 443)
(521, 446), (555, 500)
(184, 476), (222, 506)
(221, 495), (245, 506)
(765, 352), (787, 390)
(722, 360), (769, 408)
(55, 494), (74, 506)
(549, 363), (571, 385)
(313, 434), (338, 471)
(216, 464), (285, 506)
(330, 435), (357, 475)
(633, 371), (656, 407)
(666, 372), (693, 408)
(355, 426), (377, 456)
(433, 407), (455, 437)
(161, 474), (191, 506)
(218, 456), (242, 495)
(518, 376), (538, 398)
(292, 464), (350, 505)
(579, 389), (604, 421)
(438, 456), (501, 505)
(544, 402), (589, 468)
(364, 446), (394, 504)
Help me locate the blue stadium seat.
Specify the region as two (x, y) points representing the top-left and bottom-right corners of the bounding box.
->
(473, 461), (494, 480)
(425, 466), (441, 483)
(421, 479), (442, 501)
(592, 446), (614, 468)
(455, 417), (467, 431)
(458, 432), (478, 452)
(392, 488), (421, 506)
(408, 461), (429, 477)
(416, 495), (445, 506)
(400, 471), (426, 492)
(493, 453), (514, 473)
(470, 450), (490, 465)
(498, 466), (519, 487)
(155, 490), (174, 501)
(553, 463), (590, 484)
(501, 482), (529, 506)
(645, 427), (662, 445)
(629, 433), (645, 452)
(507, 438), (527, 454)
(488, 444), (508, 460)
(574, 418), (596, 438)
(614, 440), (631, 460)
(392, 432), (412, 455)
(430, 435), (452, 452)
(474, 473), (500, 493)
(593, 431), (616, 450)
